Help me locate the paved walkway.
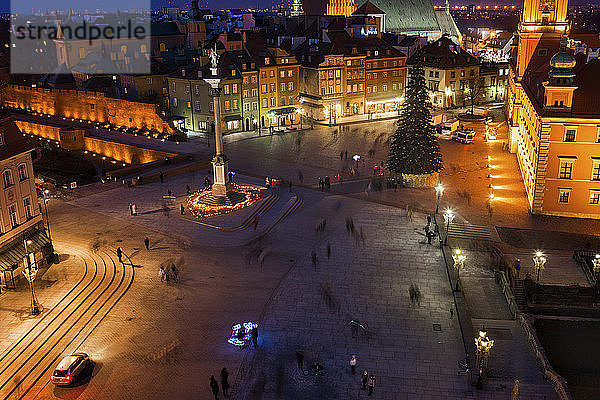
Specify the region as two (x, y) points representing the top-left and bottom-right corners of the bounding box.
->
(233, 205), (557, 400)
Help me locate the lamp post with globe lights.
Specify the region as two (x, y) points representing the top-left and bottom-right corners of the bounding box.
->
(453, 248), (466, 292)
(533, 251), (547, 284)
(435, 183), (444, 214)
(443, 209), (454, 245)
(22, 239), (41, 315)
(475, 329), (494, 385)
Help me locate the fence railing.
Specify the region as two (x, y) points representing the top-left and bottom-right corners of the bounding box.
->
(495, 271), (572, 400)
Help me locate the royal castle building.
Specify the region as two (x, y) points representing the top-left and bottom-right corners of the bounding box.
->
(507, 0), (600, 218)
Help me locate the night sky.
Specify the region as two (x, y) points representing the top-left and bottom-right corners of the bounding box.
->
(2, 0), (600, 14)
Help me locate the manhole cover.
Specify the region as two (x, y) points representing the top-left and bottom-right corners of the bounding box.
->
(433, 324), (441, 331)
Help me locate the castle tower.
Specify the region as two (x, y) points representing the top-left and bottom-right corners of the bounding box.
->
(187, 0), (206, 49)
(542, 35), (577, 109)
(516, 0), (569, 79)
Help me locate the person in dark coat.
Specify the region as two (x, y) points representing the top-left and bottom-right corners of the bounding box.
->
(368, 375), (376, 395)
(180, 204), (185, 215)
(251, 326), (258, 347)
(296, 350), (304, 370)
(159, 172), (164, 183)
(361, 370), (368, 390)
(144, 236), (149, 250)
(116, 247), (123, 263)
(220, 368), (230, 397)
(209, 376), (219, 399)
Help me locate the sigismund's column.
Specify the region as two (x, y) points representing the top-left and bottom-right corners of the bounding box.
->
(204, 47), (231, 197)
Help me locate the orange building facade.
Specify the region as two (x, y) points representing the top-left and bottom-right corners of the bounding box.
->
(2, 85), (174, 135)
(507, 0), (600, 218)
(327, 0), (357, 17)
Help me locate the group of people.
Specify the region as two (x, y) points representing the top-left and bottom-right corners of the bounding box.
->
(318, 176), (331, 191)
(409, 283), (422, 306)
(209, 368), (230, 399)
(159, 264), (179, 283)
(424, 216), (437, 245)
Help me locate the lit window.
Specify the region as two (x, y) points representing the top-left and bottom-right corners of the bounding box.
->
(232, 84), (238, 94)
(559, 159), (574, 179)
(223, 85), (230, 95)
(564, 129), (576, 142)
(592, 160), (600, 181)
(558, 188), (571, 203)
(590, 191), (600, 205)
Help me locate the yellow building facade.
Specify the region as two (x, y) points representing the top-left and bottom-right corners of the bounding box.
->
(507, 0), (600, 218)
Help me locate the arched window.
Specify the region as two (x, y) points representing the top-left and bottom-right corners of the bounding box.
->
(3, 169), (13, 188)
(17, 164), (28, 181)
(159, 43), (166, 52)
(120, 45), (127, 54)
(140, 44), (147, 53)
(78, 47), (86, 59)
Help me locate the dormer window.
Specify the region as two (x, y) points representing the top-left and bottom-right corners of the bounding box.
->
(265, 57), (269, 65)
(181, 69), (186, 77)
(231, 70), (236, 76)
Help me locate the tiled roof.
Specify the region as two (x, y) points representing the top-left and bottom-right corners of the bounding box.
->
(353, 1), (385, 15)
(357, 0), (440, 33)
(407, 35), (477, 67)
(0, 113), (37, 161)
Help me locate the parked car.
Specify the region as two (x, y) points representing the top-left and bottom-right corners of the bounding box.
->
(451, 130), (475, 144)
(51, 353), (91, 386)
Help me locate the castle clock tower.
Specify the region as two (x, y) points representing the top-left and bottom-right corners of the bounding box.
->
(515, 0), (569, 78)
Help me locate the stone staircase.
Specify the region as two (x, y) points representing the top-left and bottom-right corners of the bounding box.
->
(513, 279), (528, 312)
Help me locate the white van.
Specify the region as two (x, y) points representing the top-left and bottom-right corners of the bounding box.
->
(451, 130), (475, 144)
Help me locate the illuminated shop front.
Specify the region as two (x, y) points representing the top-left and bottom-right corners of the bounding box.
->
(366, 97), (404, 114)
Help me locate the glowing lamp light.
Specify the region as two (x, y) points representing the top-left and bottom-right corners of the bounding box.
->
(228, 321), (258, 348)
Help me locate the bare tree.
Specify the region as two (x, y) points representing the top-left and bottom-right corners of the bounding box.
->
(461, 77), (485, 114)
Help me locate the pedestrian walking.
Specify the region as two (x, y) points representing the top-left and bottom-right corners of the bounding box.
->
(318, 177), (324, 191)
(361, 370), (368, 390)
(180, 204), (185, 215)
(296, 350), (304, 370)
(409, 284), (416, 306)
(167, 189), (172, 197)
(450, 304), (454, 319)
(116, 247), (123, 263)
(129, 203), (133, 216)
(186, 184), (191, 194)
(253, 216), (259, 231)
(209, 375), (219, 400)
(144, 236), (149, 250)
(251, 326), (258, 347)
(221, 368), (230, 397)
(298, 170), (304, 183)
(344, 150), (348, 160)
(340, 151), (344, 160)
(427, 230), (435, 244)
(171, 264), (179, 283)
(159, 266), (166, 282)
(350, 355), (357, 374)
(289, 181), (292, 193)
(311, 251), (317, 268)
(205, 176), (211, 188)
(327, 243), (331, 259)
(160, 172), (164, 183)
(132, 203), (137, 216)
(368, 375), (376, 395)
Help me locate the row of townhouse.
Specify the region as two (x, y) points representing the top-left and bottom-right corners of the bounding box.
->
(166, 32), (300, 134)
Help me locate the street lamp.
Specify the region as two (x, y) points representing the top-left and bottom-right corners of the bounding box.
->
(443, 209), (454, 245)
(42, 190), (54, 247)
(435, 183), (444, 214)
(475, 329), (494, 382)
(22, 239), (41, 315)
(453, 248), (466, 291)
(533, 251), (546, 284)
